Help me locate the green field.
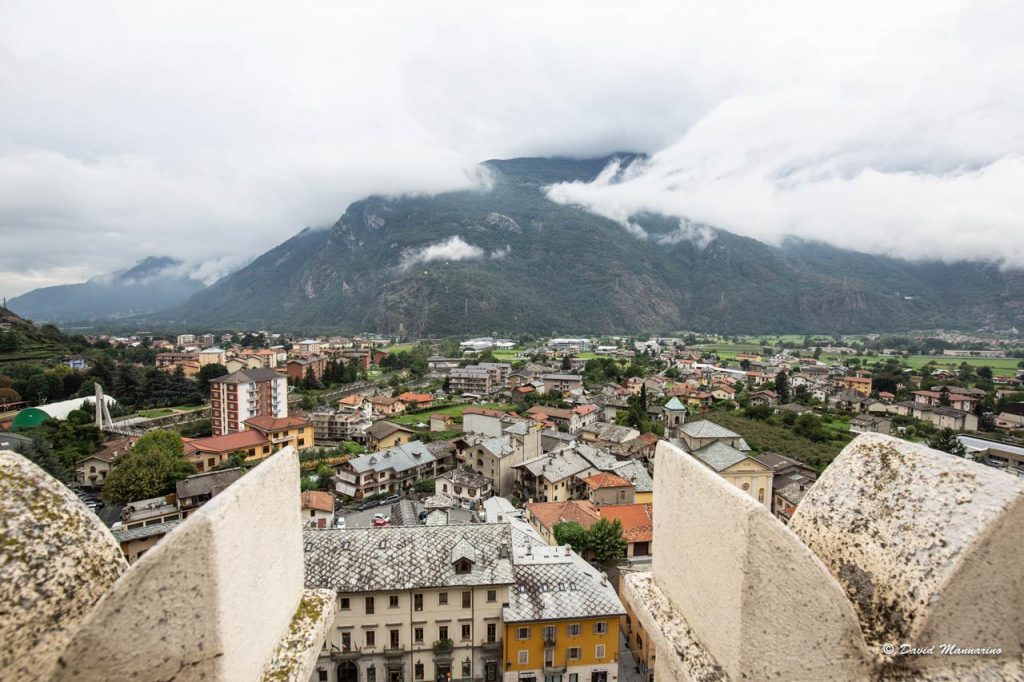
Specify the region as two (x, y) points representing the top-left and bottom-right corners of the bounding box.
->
(136, 404), (204, 418)
(389, 401), (515, 426)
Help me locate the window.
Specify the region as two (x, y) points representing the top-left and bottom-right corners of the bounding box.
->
(461, 624), (471, 641)
(486, 589), (497, 602)
(365, 597), (375, 614)
(462, 591), (471, 608)
(366, 667), (376, 682)
(567, 623), (581, 636)
(741, 482), (750, 491)
(455, 558), (473, 574)
(517, 627), (530, 640)
(389, 629), (399, 648)
(758, 488), (765, 502)
(414, 593), (423, 611)
(318, 671), (327, 681)
(414, 627), (424, 644)
(544, 647), (554, 667)
(366, 630), (375, 647)
(341, 632), (352, 651)
(595, 644), (606, 659)
(462, 659), (471, 677)
(438, 592), (448, 605)
(593, 621), (608, 634)
(414, 662), (424, 680)
(569, 675), (578, 682)
(438, 625), (448, 641)
(542, 625), (556, 643)
(486, 623), (496, 643)
(518, 650), (529, 665)
(298, 438), (305, 446)
(340, 597), (350, 610)
(568, 647), (581, 660)
(389, 595), (399, 609)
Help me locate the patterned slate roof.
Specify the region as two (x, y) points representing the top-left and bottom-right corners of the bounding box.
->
(303, 524), (514, 592)
(502, 544), (625, 623)
(692, 441), (749, 472)
(611, 460), (654, 493)
(679, 420), (741, 440)
(346, 441), (435, 474)
(112, 519), (181, 543)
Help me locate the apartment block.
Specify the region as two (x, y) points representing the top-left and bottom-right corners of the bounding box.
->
(209, 368), (288, 435)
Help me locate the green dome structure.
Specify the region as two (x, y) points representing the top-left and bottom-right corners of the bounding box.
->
(10, 407), (51, 432)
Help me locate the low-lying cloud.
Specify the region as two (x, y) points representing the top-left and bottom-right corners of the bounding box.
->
(399, 236), (486, 270)
(2, 0), (1023, 296)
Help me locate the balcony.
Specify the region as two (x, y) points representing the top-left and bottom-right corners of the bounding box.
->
(329, 646), (361, 661)
(384, 645), (405, 658)
(432, 639), (453, 661)
(542, 633), (557, 647)
(480, 640), (501, 652)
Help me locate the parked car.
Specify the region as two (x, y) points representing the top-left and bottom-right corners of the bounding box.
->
(382, 495), (400, 505)
(372, 514), (390, 527)
(356, 500), (379, 511)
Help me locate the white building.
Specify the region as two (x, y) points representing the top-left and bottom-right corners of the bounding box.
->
(547, 338), (590, 353)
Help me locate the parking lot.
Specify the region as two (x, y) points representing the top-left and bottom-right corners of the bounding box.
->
(336, 500), (425, 528)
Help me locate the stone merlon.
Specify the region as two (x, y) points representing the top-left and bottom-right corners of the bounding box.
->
(624, 434), (1024, 681)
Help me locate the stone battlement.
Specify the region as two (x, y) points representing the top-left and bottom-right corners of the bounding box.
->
(0, 447), (334, 682)
(624, 434), (1023, 681)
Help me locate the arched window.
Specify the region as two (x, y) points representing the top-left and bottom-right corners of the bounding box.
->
(758, 488), (765, 502)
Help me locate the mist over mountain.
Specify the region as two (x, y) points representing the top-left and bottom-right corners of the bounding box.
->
(7, 256), (206, 323)
(164, 156), (1023, 336)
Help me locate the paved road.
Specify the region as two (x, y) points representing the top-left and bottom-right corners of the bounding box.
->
(618, 631), (645, 682)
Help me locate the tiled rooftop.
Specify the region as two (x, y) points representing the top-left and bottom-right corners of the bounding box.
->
(503, 544), (625, 623)
(303, 524), (514, 592)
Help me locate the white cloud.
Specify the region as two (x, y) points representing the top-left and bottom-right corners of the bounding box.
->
(1, 0), (1022, 295)
(399, 236), (486, 270)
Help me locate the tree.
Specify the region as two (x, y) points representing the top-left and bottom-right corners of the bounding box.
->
(560, 355), (572, 371)
(976, 366), (993, 380)
(927, 428), (967, 457)
(553, 521), (589, 554)
(0, 386), (21, 405)
(586, 518), (627, 562)
(938, 386), (951, 407)
(774, 370), (790, 404)
(413, 477), (435, 493)
(196, 362), (228, 393)
(102, 430), (195, 505)
(302, 366), (321, 390)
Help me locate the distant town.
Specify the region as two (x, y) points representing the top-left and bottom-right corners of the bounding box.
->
(3, 307), (1023, 681)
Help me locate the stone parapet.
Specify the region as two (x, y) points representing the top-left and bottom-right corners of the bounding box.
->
(629, 436), (1024, 681)
(1, 446), (333, 682)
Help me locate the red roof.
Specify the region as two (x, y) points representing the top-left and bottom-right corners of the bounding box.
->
(463, 406), (508, 418)
(398, 392), (432, 403)
(527, 500), (653, 543)
(244, 415), (311, 432)
(301, 490), (334, 513)
(582, 472), (633, 490)
(573, 404), (598, 416)
(184, 430), (268, 455)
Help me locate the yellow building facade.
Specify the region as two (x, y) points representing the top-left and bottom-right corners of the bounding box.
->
(502, 543), (625, 682)
(503, 617), (619, 682)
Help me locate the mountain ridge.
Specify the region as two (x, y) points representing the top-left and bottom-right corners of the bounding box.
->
(7, 256), (206, 323)
(172, 155), (1024, 334)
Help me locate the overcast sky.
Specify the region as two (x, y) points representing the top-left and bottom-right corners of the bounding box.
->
(2, 1), (1022, 297)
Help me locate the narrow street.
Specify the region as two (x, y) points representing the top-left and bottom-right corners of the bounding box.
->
(618, 631), (645, 682)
